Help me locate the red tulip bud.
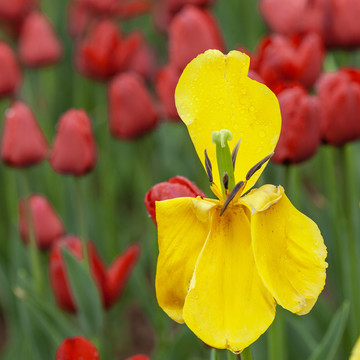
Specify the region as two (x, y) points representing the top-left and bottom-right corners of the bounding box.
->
(155, 65), (181, 120)
(67, 0), (92, 39)
(0, 42), (22, 98)
(19, 194), (65, 250)
(325, 0), (360, 48)
(55, 336), (100, 360)
(50, 109), (97, 176)
(0, 0), (37, 22)
(259, 0), (326, 39)
(152, 0), (215, 32)
(19, 11), (63, 67)
(316, 68), (360, 146)
(272, 84), (321, 164)
(49, 236), (139, 312)
(169, 6), (224, 71)
(108, 72), (159, 139)
(255, 33), (324, 90)
(1, 102), (48, 167)
(75, 19), (122, 80)
(144, 176), (206, 225)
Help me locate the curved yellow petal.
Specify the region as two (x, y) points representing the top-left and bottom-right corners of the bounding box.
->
(350, 337), (360, 360)
(183, 206), (276, 352)
(240, 184), (284, 213)
(155, 197), (217, 323)
(251, 193), (328, 315)
(175, 49), (281, 193)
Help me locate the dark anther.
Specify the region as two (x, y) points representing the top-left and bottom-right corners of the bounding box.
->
(246, 152), (274, 181)
(222, 172), (229, 190)
(204, 149), (213, 183)
(231, 139), (241, 170)
(220, 180), (244, 216)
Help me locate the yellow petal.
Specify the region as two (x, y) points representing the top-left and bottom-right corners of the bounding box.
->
(350, 337), (360, 360)
(155, 197), (217, 323)
(251, 193), (328, 315)
(240, 184), (284, 213)
(175, 49), (281, 193)
(183, 206), (276, 352)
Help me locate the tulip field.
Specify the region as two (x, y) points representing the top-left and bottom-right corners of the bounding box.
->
(1, 0), (360, 359)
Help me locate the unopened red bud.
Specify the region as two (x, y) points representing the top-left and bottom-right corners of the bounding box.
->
(152, 0), (215, 32)
(325, 0), (360, 48)
(19, 194), (65, 250)
(316, 68), (360, 146)
(0, 42), (22, 98)
(1, 102), (48, 167)
(75, 19), (122, 80)
(19, 11), (63, 67)
(67, 0), (92, 38)
(50, 109), (97, 176)
(272, 84), (321, 164)
(108, 72), (159, 139)
(55, 336), (100, 360)
(255, 33), (324, 90)
(144, 176), (206, 225)
(259, 0), (326, 39)
(169, 6), (224, 71)
(155, 65), (181, 120)
(0, 0), (37, 22)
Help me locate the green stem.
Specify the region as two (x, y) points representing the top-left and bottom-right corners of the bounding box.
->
(340, 145), (360, 340)
(20, 171), (43, 294)
(241, 346), (252, 360)
(73, 178), (89, 267)
(210, 348), (220, 360)
(268, 307), (286, 360)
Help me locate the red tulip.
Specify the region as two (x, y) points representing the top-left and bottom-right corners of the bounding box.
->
(125, 356), (150, 360)
(121, 31), (156, 79)
(55, 336), (100, 360)
(67, 0), (92, 38)
(272, 84), (321, 164)
(152, 0), (215, 32)
(1, 102), (48, 167)
(75, 19), (122, 80)
(0, 42), (22, 98)
(254, 33), (324, 90)
(144, 176), (206, 225)
(168, 6), (224, 71)
(108, 72), (159, 139)
(259, 0), (327, 39)
(325, 0), (360, 48)
(80, 0), (150, 17)
(50, 109), (97, 176)
(0, 0), (37, 22)
(49, 236), (140, 312)
(316, 68), (360, 146)
(18, 11), (63, 67)
(155, 65), (181, 120)
(19, 194), (65, 250)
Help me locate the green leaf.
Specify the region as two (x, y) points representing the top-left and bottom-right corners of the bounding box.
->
(62, 248), (104, 336)
(308, 301), (350, 360)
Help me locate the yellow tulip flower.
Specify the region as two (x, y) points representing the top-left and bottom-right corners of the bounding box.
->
(155, 49), (327, 353)
(351, 337), (360, 360)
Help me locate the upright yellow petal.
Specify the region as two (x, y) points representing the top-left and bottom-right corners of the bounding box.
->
(175, 49), (281, 193)
(251, 193), (328, 315)
(350, 337), (360, 360)
(155, 197), (216, 323)
(183, 206), (276, 352)
(240, 184), (284, 213)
